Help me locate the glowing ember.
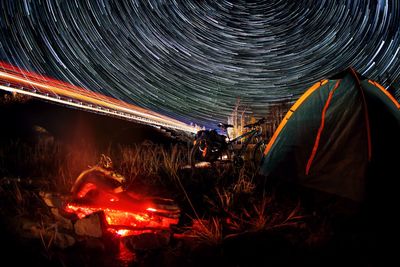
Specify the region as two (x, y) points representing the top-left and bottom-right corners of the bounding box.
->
(76, 183), (97, 198)
(63, 162), (180, 238)
(116, 229), (130, 236)
(64, 199), (179, 237)
(109, 229), (153, 237)
(146, 208), (157, 212)
(118, 240), (135, 263)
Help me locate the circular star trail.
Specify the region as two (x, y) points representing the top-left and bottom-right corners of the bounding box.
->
(1, 0), (399, 128)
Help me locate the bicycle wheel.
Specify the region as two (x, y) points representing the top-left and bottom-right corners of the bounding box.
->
(252, 140), (266, 169)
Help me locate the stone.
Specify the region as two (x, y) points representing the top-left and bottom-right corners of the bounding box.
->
(51, 208), (73, 230)
(39, 191), (64, 209)
(54, 232), (76, 249)
(74, 211), (105, 238)
(20, 219), (42, 238)
(123, 231), (171, 251)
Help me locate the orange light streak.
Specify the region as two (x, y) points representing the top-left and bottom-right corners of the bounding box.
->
(0, 62), (198, 133)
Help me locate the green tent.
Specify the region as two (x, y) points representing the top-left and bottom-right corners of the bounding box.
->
(260, 68), (400, 203)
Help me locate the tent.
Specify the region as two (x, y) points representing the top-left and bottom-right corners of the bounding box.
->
(260, 68), (400, 203)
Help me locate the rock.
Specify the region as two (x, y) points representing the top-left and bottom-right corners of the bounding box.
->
(32, 125), (54, 144)
(54, 232), (76, 249)
(82, 237), (106, 252)
(123, 231), (171, 251)
(19, 219), (42, 238)
(51, 208), (73, 230)
(74, 211), (105, 238)
(19, 218), (75, 249)
(39, 191), (64, 209)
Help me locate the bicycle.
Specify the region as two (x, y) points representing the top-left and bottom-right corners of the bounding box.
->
(190, 117), (266, 169)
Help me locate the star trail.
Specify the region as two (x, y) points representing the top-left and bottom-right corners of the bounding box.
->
(1, 0), (399, 128)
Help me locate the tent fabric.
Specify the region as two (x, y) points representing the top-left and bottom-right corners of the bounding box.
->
(260, 68), (400, 202)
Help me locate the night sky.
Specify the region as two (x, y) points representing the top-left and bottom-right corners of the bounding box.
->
(1, 0), (399, 128)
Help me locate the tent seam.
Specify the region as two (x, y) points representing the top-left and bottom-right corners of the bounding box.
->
(305, 80), (341, 175)
(350, 68), (372, 161)
(263, 80), (328, 157)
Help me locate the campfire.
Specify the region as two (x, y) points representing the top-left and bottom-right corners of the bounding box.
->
(64, 197), (180, 237)
(46, 154), (180, 239)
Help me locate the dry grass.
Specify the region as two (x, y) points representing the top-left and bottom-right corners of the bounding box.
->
(188, 217), (224, 245)
(232, 169), (256, 194)
(0, 138), (308, 248)
(0, 139), (191, 190)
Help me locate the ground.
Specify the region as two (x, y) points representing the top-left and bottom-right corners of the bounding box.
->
(0, 94), (386, 266)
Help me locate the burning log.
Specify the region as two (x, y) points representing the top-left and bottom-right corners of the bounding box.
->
(65, 201), (179, 237)
(63, 155), (181, 238)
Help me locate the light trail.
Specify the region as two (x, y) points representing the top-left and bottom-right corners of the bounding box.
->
(0, 63), (199, 134)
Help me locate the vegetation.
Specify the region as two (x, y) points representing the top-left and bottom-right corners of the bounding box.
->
(0, 140), (324, 266)
(0, 91), (375, 266)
